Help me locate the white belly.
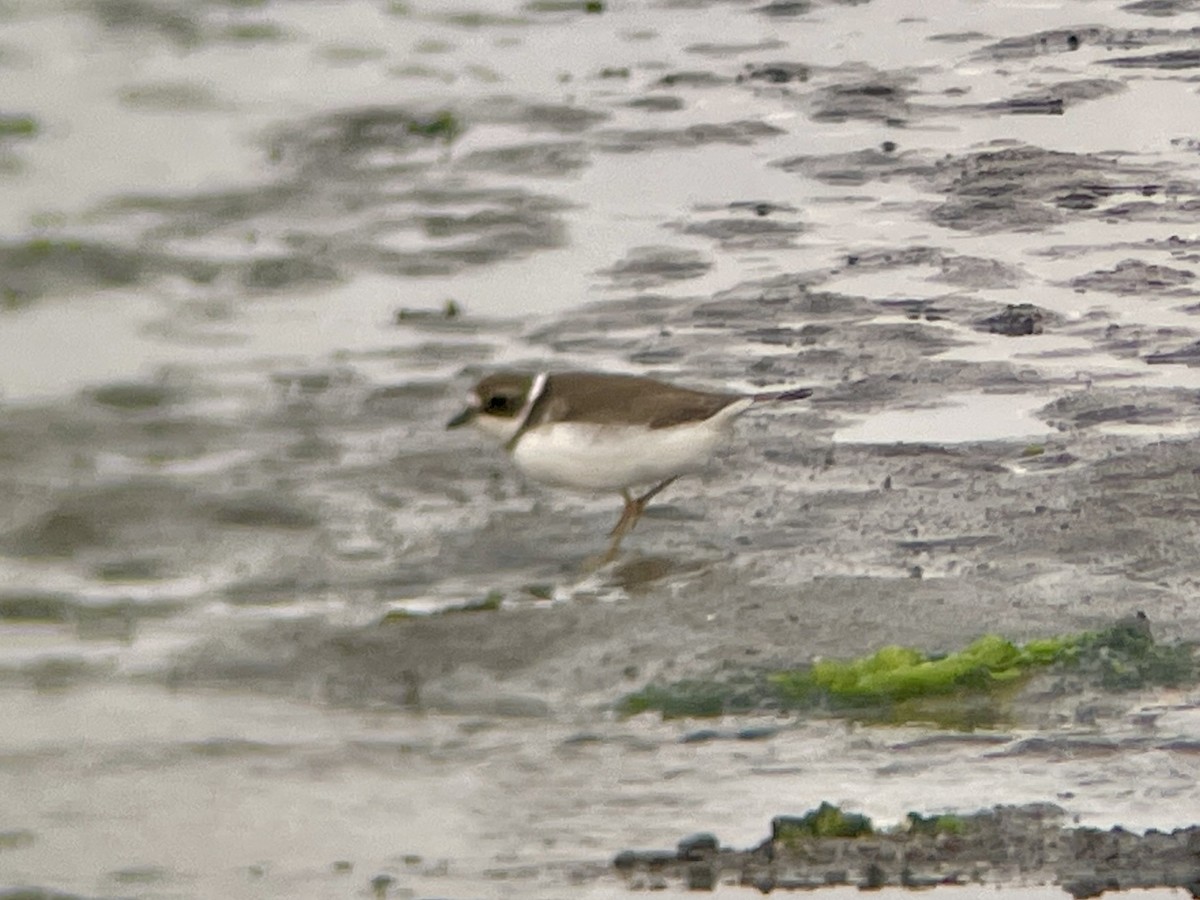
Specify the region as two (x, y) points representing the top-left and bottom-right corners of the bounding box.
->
(511, 420), (734, 492)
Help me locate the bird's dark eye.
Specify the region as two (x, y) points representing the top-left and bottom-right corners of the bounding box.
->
(486, 394), (511, 413)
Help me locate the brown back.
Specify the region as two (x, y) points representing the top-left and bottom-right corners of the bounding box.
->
(527, 372), (741, 430)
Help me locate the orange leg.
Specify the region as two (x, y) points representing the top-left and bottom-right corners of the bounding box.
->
(603, 477), (678, 561)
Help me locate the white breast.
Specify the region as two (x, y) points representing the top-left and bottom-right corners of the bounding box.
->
(511, 401), (751, 492)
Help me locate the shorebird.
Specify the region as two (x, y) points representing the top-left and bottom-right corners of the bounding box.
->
(448, 371), (813, 560)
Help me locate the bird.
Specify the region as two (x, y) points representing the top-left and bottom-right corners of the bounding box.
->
(447, 371), (813, 561)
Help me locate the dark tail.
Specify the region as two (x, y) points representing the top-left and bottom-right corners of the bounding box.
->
(753, 386), (813, 403)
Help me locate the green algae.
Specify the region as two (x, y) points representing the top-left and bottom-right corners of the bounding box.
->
(1074, 612), (1194, 690)
(406, 109), (461, 143)
(526, 1), (604, 11)
(618, 668), (776, 719)
(905, 811), (966, 836)
(769, 632), (1077, 707)
(89, 381), (174, 410)
(0, 114), (37, 138)
(773, 803), (874, 844)
(0, 829), (36, 850)
(619, 614), (1196, 725)
(620, 680), (736, 719)
(767, 614), (1191, 712)
(773, 806), (979, 847)
(449, 590), (502, 613)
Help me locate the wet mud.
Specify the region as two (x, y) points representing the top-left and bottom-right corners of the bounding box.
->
(6, 0), (1200, 897)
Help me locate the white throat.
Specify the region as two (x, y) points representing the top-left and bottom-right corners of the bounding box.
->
(472, 371), (549, 446)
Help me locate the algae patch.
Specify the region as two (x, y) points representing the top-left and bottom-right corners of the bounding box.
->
(405, 109), (462, 144)
(769, 632), (1072, 707)
(770, 804), (961, 845)
(619, 613), (1197, 726)
(619, 672), (773, 719)
(620, 678), (760, 719)
(773, 803), (874, 844)
(0, 114), (38, 138)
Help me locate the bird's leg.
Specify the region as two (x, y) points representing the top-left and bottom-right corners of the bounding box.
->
(606, 490), (639, 547)
(603, 477), (679, 561)
(635, 475), (678, 509)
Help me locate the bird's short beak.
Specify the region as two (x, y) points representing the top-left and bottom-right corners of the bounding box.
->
(446, 406), (476, 429)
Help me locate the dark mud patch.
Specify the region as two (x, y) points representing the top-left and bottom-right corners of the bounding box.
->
(737, 61), (810, 85)
(978, 303), (1054, 336)
(1013, 77), (1127, 108)
(928, 30), (991, 43)
(1146, 339), (1200, 365)
(508, 276), (1062, 418)
(107, 865), (171, 885)
(653, 70), (732, 89)
(616, 802), (1200, 896)
(1074, 320), (1200, 362)
(265, 106), (464, 173)
(1033, 234), (1200, 264)
(774, 144), (932, 186)
(87, 0), (288, 48)
(780, 142), (1199, 233)
(1069, 258), (1197, 296)
(458, 139), (589, 176)
(754, 62), (1117, 126)
(0, 238), (148, 306)
(597, 246), (712, 289)
(89, 0), (204, 47)
(108, 179), (570, 287)
(595, 119), (786, 153)
(0, 889), (90, 900)
(927, 144), (1176, 232)
(625, 94), (685, 112)
(754, 1), (814, 18)
(9, 105), (580, 305)
(0, 592), (73, 622)
(841, 245), (1027, 289)
(86, 379), (181, 411)
(934, 254), (1026, 289)
(808, 71), (916, 125)
(1102, 48), (1200, 69)
(205, 492), (320, 530)
(672, 211), (806, 249)
(118, 81), (228, 112)
(470, 98), (610, 135)
(969, 25), (1195, 61)
(1122, 0), (1200, 16)
(1038, 387), (1195, 429)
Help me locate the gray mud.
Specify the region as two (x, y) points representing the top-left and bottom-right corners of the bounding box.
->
(6, 0), (1200, 898)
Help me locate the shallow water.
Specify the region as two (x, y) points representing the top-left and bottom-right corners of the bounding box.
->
(6, 0), (1200, 897)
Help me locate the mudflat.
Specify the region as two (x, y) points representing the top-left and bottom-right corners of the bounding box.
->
(4, 0), (1200, 897)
